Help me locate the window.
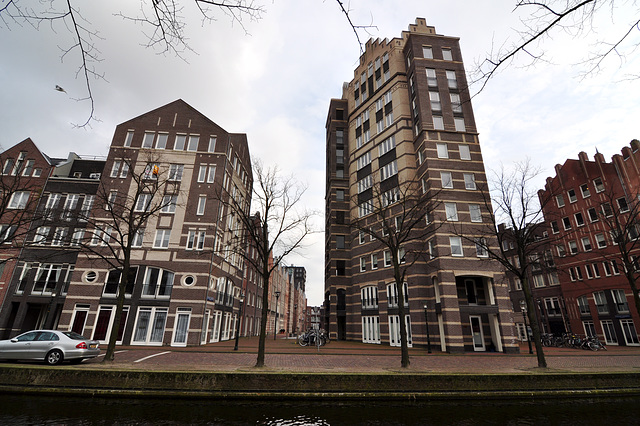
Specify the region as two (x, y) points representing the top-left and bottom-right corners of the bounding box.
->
(384, 250), (392, 267)
(601, 320), (617, 344)
(357, 175), (372, 193)
(168, 164), (184, 181)
(380, 161), (398, 181)
(79, 195), (94, 221)
(562, 217), (572, 230)
(454, 117), (465, 132)
(593, 177), (605, 193)
(458, 144), (471, 160)
(155, 133), (168, 149)
(124, 131), (134, 147)
(433, 116), (444, 130)
(585, 264), (594, 279)
(153, 229), (171, 248)
(208, 136), (217, 153)
(575, 212), (585, 226)
(568, 189), (577, 203)
(443, 69), (457, 89)
(441, 171), (453, 188)
(32, 264), (62, 294)
(361, 286), (379, 309)
(142, 267), (174, 299)
(357, 151), (372, 170)
(174, 135), (186, 150)
(103, 267), (138, 296)
(51, 227), (68, 246)
(436, 143), (448, 158)
(371, 254), (378, 269)
(577, 296), (590, 315)
(197, 196), (206, 215)
(429, 91), (441, 111)
(450, 93), (462, 113)
(569, 240), (578, 254)
(445, 203), (458, 221)
(336, 189), (345, 201)
(387, 282), (409, 308)
(469, 204), (482, 222)
(612, 289), (629, 313)
(187, 135), (199, 151)
(135, 194), (152, 212)
(595, 233), (606, 248)
(110, 160), (122, 178)
(378, 135), (395, 156)
(475, 238), (488, 257)
(336, 235), (345, 249)
(450, 236), (463, 256)
(586, 207), (598, 223)
(8, 191), (29, 209)
(34, 226), (50, 244)
(618, 197), (629, 212)
(132, 307), (168, 345)
(594, 291), (608, 314)
(442, 48), (453, 61)
(360, 257), (366, 272)
(131, 228), (144, 248)
(463, 173), (476, 190)
(580, 183), (590, 198)
(426, 68), (437, 86)
(142, 132), (155, 148)
(422, 46), (433, 58)
(187, 230), (206, 250)
(0, 225), (16, 243)
(621, 320), (639, 345)
(161, 195), (177, 213)
(359, 200), (373, 217)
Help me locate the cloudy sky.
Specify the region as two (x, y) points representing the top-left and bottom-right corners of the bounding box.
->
(1, 1), (639, 305)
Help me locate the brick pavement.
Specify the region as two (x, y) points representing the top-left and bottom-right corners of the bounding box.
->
(81, 336), (640, 374)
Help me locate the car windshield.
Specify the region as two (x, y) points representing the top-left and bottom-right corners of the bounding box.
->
(62, 331), (88, 340)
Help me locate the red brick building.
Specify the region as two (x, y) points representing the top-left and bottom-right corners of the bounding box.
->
(539, 144), (640, 346)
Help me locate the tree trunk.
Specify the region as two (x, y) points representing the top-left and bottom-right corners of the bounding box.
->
(255, 263), (270, 368)
(395, 264), (410, 368)
(103, 258), (129, 362)
(521, 276), (547, 368)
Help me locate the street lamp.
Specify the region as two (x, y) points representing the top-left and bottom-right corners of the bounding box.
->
(520, 300), (533, 354)
(234, 292), (245, 351)
(423, 303), (432, 354)
(274, 291), (281, 340)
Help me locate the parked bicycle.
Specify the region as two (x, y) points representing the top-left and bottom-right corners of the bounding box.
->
(298, 329), (329, 347)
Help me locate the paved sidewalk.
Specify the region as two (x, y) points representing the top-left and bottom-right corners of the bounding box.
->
(81, 336), (640, 373)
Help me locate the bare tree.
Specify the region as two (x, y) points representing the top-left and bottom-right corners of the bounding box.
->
(350, 178), (441, 368)
(469, 159), (548, 368)
(0, 0), (265, 127)
(472, 0), (640, 94)
(76, 154), (177, 361)
(219, 161), (316, 367)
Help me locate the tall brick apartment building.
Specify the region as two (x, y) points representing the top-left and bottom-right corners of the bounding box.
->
(324, 19), (519, 353)
(539, 144), (640, 346)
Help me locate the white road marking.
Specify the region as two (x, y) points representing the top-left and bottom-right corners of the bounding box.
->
(134, 351), (172, 363)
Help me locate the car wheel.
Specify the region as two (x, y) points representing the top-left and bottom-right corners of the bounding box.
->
(45, 349), (63, 366)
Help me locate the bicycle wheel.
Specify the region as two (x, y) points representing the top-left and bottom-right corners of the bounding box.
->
(588, 341), (598, 351)
(298, 334), (308, 347)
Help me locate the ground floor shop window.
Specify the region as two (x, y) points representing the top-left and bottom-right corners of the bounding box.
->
(362, 315), (380, 344)
(70, 304), (90, 335)
(93, 305), (129, 344)
(132, 307), (168, 345)
(582, 320), (596, 337)
(516, 323), (527, 341)
(601, 320), (617, 345)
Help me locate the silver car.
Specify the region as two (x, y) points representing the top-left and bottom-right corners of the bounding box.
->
(0, 330), (101, 365)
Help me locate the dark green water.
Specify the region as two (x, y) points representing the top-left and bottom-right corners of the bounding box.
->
(1, 394), (639, 425)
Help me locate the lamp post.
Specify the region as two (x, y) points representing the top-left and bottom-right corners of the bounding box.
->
(274, 291), (281, 340)
(423, 303), (432, 354)
(520, 300), (533, 354)
(234, 292), (244, 351)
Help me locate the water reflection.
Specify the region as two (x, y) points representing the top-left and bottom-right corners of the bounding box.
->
(1, 395), (640, 425)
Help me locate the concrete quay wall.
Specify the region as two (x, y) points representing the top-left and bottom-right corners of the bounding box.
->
(1, 365), (640, 400)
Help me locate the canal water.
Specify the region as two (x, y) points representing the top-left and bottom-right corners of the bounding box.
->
(1, 394), (639, 425)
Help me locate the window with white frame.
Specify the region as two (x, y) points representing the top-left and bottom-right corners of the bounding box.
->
(556, 194), (565, 208)
(440, 171), (453, 188)
(161, 195), (177, 214)
(436, 143), (448, 158)
(51, 227), (68, 246)
(387, 282), (409, 308)
(588, 207), (598, 222)
(575, 212), (585, 226)
(359, 200), (373, 218)
(450, 236), (463, 256)
(360, 257), (366, 272)
(142, 267), (174, 298)
(422, 46), (433, 58)
(208, 136), (217, 153)
(593, 291), (608, 314)
(110, 160), (122, 178)
(562, 217), (572, 230)
(463, 173), (476, 190)
(593, 177), (605, 193)
(426, 68), (437, 86)
(430, 115), (443, 131)
(580, 183), (590, 198)
(581, 236), (592, 251)
(142, 132), (155, 148)
(135, 193), (152, 212)
(456, 145), (471, 161)
(429, 91), (441, 111)
(34, 226), (50, 244)
(71, 229), (84, 246)
(568, 240), (578, 254)
(384, 250), (392, 267)
(617, 197), (629, 212)
(197, 196), (206, 215)
(357, 151), (372, 170)
(442, 48), (453, 60)
(153, 229), (171, 248)
(577, 296), (590, 315)
(454, 117), (465, 132)
(187, 135), (199, 151)
(371, 253), (378, 269)
(532, 274), (545, 288)
(357, 175), (372, 193)
(568, 189), (577, 203)
(445, 202), (458, 221)
(475, 238), (488, 257)
(79, 195), (94, 221)
(8, 191), (30, 210)
(168, 164), (184, 181)
(155, 133), (168, 149)
(446, 70), (457, 89)
(362, 315), (381, 344)
(132, 307), (168, 345)
(124, 131), (134, 147)
(32, 264), (62, 294)
(132, 228), (144, 248)
(378, 135), (396, 156)
(380, 161), (398, 181)
(469, 204), (482, 222)
(611, 289), (629, 313)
